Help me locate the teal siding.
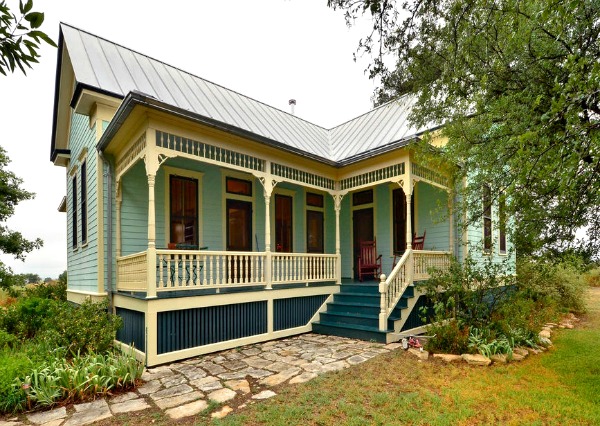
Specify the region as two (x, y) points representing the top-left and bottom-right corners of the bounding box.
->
(416, 182), (450, 252)
(120, 161), (149, 255)
(324, 193), (335, 254)
(66, 113), (100, 293)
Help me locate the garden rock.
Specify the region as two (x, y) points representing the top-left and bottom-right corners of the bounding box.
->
(165, 399), (208, 420)
(211, 406), (234, 419)
(513, 348), (529, 358)
(539, 328), (552, 339)
(27, 407), (66, 425)
(408, 348), (429, 360)
(432, 354), (463, 363)
(461, 354), (492, 366)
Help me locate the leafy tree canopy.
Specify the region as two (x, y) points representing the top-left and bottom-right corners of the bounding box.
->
(0, 0), (55, 75)
(328, 0), (600, 258)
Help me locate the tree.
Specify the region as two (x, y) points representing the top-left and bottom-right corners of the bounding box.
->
(0, 0), (51, 290)
(0, 0), (55, 75)
(328, 0), (600, 257)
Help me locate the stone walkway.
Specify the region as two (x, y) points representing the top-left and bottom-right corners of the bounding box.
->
(1, 334), (402, 426)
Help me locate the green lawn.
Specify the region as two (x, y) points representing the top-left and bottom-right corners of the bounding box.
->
(210, 288), (600, 426)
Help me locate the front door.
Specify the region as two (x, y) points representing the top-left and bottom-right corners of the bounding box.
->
(226, 199), (252, 281)
(353, 208), (374, 280)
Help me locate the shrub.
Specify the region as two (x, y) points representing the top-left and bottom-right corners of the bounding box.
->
(516, 258), (587, 314)
(424, 319), (471, 354)
(40, 299), (123, 355)
(584, 268), (600, 287)
(0, 349), (32, 413)
(24, 280), (67, 301)
(0, 297), (58, 339)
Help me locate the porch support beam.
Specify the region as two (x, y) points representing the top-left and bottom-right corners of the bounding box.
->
(257, 162), (278, 290)
(144, 130), (160, 299)
(331, 191), (345, 285)
(448, 191), (454, 255)
(116, 180), (122, 257)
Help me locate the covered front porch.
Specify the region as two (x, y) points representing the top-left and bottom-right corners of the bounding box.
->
(108, 122), (453, 365)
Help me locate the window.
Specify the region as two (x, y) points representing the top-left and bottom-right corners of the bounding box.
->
(226, 177), (252, 196)
(72, 176), (77, 248)
(352, 189), (373, 206)
(80, 161), (87, 245)
(499, 195), (506, 254)
(170, 176), (198, 245)
(483, 185), (492, 253)
(306, 192), (324, 208)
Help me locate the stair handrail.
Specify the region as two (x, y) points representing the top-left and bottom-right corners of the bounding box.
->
(378, 249), (413, 331)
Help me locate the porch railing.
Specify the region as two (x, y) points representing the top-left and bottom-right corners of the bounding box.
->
(379, 249), (412, 330)
(379, 249), (451, 330)
(271, 253), (338, 285)
(155, 250), (266, 291)
(116, 249), (339, 294)
(116, 251), (148, 291)
(413, 250), (451, 280)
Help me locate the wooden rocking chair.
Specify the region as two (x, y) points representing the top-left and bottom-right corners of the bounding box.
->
(392, 230), (426, 268)
(357, 240), (382, 282)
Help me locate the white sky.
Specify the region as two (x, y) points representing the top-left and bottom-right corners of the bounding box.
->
(0, 0), (379, 278)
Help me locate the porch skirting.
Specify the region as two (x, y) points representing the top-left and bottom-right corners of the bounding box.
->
(113, 285), (337, 366)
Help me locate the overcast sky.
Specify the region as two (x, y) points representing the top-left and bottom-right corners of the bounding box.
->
(0, 0), (379, 278)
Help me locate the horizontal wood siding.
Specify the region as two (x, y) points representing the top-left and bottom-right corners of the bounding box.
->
(116, 307), (145, 352)
(273, 295), (328, 331)
(416, 182), (450, 252)
(157, 301), (267, 354)
(67, 113), (99, 293)
(121, 161), (148, 255)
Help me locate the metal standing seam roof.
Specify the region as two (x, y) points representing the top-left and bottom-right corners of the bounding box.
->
(59, 23), (427, 164)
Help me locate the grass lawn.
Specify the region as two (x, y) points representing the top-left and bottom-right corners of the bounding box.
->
(88, 288), (600, 425)
(208, 288), (600, 426)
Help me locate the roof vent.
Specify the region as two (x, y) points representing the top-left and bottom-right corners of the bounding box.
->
(288, 99), (296, 115)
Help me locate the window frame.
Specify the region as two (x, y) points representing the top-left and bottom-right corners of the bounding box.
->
(499, 194), (507, 255)
(483, 185), (492, 253)
(80, 160), (88, 246)
(72, 175), (78, 249)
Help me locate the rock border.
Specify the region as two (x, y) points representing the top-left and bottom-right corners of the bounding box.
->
(404, 315), (578, 366)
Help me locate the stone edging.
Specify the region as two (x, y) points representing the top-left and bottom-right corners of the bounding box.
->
(404, 314), (580, 366)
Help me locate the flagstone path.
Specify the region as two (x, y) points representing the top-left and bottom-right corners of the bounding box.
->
(0, 334), (402, 425)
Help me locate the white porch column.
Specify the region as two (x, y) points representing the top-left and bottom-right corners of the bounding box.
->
(405, 182), (414, 250)
(144, 135), (160, 299)
(333, 193), (344, 285)
(264, 191), (272, 289)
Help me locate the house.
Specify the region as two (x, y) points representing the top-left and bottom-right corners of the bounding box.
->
(50, 23), (515, 366)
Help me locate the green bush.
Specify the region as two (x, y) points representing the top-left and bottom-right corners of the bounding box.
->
(584, 268), (600, 287)
(24, 280), (67, 301)
(0, 297), (58, 339)
(516, 258), (587, 314)
(0, 349), (32, 413)
(39, 299), (123, 355)
(424, 318), (471, 354)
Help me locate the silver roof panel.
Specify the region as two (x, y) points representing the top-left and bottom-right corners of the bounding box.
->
(60, 23), (429, 164)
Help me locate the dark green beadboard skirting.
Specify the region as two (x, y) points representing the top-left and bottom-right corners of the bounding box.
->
(157, 301), (267, 354)
(400, 295), (432, 331)
(274, 295), (328, 331)
(116, 307), (145, 351)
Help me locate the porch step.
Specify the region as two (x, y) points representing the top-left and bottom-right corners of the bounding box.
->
(312, 282), (416, 343)
(311, 321), (392, 343)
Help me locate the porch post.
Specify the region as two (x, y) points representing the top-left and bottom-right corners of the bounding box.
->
(144, 134), (160, 299)
(333, 193), (343, 285)
(405, 183), (413, 250)
(264, 190), (272, 290)
(146, 173), (157, 299)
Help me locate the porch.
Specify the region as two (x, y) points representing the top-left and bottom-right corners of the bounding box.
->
(109, 126), (454, 365)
